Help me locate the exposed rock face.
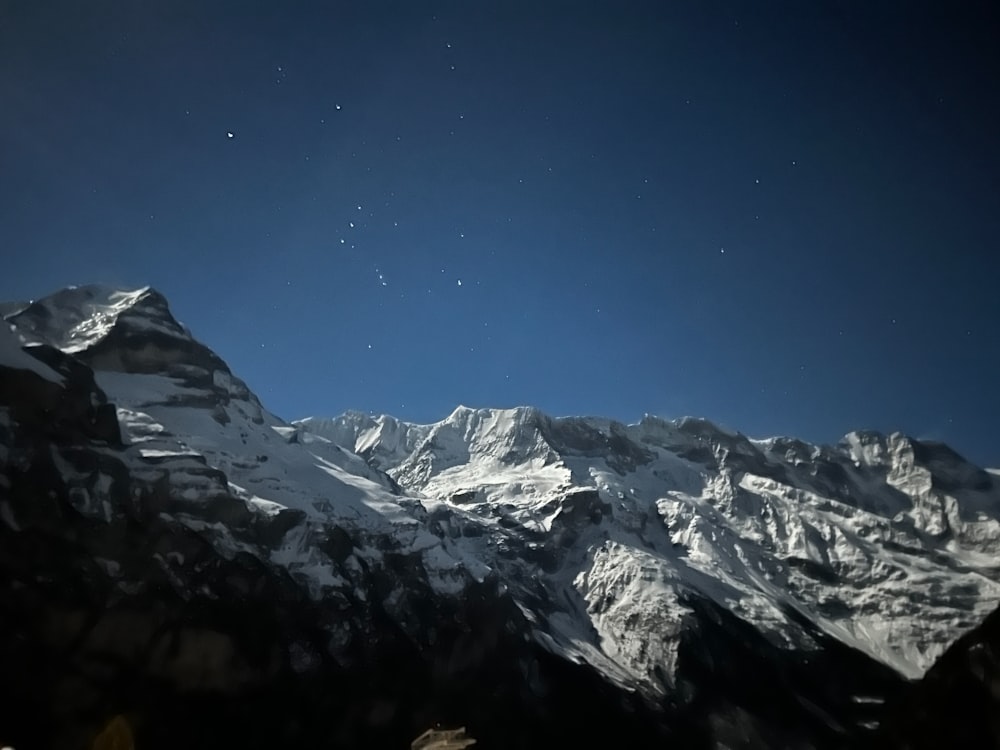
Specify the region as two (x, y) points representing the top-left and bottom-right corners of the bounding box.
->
(1, 284), (998, 748)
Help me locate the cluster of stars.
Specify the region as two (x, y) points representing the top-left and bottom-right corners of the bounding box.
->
(222, 40), (811, 394)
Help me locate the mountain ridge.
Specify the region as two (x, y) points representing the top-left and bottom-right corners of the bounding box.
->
(3, 283), (999, 748)
(297, 403), (1000, 682)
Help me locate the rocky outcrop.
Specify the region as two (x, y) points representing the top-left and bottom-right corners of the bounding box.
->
(0, 342), (121, 446)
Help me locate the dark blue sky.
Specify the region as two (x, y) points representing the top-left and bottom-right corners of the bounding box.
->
(2, 2), (998, 465)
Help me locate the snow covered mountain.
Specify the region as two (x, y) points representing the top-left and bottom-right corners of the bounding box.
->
(298, 404), (1000, 684)
(2, 284), (999, 749)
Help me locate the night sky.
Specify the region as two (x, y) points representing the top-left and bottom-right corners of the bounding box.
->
(2, 2), (998, 465)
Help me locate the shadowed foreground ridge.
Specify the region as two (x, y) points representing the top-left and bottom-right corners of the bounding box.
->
(874, 605), (1000, 749)
(2, 285), (999, 748)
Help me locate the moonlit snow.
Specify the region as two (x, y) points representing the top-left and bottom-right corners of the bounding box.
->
(5, 284), (999, 698)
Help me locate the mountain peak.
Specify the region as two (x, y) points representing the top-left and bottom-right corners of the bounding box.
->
(444, 404), (540, 422)
(6, 283), (227, 376)
(7, 284), (173, 352)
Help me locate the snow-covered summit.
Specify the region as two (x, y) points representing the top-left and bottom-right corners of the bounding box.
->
(9, 285), (163, 350)
(295, 410), (432, 472)
(4, 284), (232, 379)
(301, 404), (1000, 684)
(5, 283), (1000, 733)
